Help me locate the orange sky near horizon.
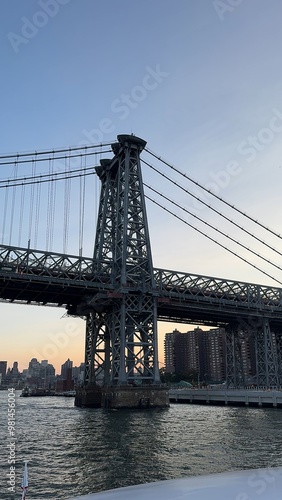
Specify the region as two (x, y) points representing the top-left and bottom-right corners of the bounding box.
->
(1, 302), (188, 375)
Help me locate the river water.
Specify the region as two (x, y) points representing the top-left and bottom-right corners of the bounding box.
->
(1, 390), (282, 499)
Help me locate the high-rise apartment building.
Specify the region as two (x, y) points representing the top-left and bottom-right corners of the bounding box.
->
(164, 330), (178, 373)
(204, 328), (226, 382)
(164, 327), (226, 383)
(238, 333), (256, 382)
(175, 327), (201, 375)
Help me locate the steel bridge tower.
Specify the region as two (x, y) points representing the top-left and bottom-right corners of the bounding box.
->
(75, 134), (169, 408)
(226, 319), (281, 389)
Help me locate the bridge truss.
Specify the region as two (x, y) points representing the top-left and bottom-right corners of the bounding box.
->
(0, 135), (282, 393)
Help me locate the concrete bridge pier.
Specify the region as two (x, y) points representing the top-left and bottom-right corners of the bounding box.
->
(101, 385), (169, 409)
(75, 135), (169, 409)
(75, 384), (169, 409)
(74, 384), (102, 408)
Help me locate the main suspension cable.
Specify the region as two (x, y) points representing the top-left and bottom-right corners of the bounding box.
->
(145, 148), (282, 241)
(144, 183), (282, 275)
(146, 194), (282, 287)
(0, 164), (97, 186)
(0, 169), (97, 189)
(142, 158), (282, 259)
(0, 142), (115, 161)
(0, 148), (112, 167)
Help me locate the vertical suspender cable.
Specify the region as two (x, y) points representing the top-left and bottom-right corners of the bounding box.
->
(48, 152), (56, 252)
(63, 152), (71, 254)
(34, 179), (41, 248)
(93, 146), (100, 251)
(46, 158), (52, 251)
(2, 187), (9, 244)
(79, 155), (82, 255)
(18, 183), (25, 247)
(79, 152), (86, 256)
(50, 175), (56, 251)
(28, 156), (36, 245)
(63, 156), (67, 253)
(8, 161), (18, 245)
(1, 153), (17, 244)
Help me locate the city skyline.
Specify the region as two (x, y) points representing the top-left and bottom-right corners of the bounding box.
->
(1, 354), (83, 376)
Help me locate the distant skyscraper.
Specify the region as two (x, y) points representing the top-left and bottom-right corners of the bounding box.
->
(0, 361), (7, 378)
(61, 358), (73, 379)
(28, 358), (40, 378)
(26, 358), (55, 388)
(11, 361), (19, 374)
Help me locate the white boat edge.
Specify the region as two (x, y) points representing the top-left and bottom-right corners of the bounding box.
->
(67, 467), (282, 499)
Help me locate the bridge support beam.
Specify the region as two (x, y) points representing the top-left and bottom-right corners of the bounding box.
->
(102, 385), (169, 409)
(75, 134), (169, 409)
(74, 384), (102, 408)
(226, 324), (245, 388)
(276, 333), (282, 387)
(226, 318), (281, 390)
(255, 318), (280, 389)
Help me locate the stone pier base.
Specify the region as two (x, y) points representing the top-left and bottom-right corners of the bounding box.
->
(74, 384), (102, 408)
(102, 385), (170, 409)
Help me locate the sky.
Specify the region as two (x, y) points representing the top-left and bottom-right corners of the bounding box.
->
(2, 0), (282, 372)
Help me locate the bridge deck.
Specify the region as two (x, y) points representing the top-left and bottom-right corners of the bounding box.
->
(1, 245), (282, 326)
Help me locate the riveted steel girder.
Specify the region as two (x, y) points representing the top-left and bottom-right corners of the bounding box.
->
(89, 135), (160, 386)
(226, 318), (281, 389)
(276, 333), (282, 386)
(226, 325), (245, 388)
(255, 318), (280, 389)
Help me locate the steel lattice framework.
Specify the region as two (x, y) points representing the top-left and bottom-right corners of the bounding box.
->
(255, 319), (280, 388)
(2, 245), (282, 315)
(226, 326), (245, 388)
(1, 135), (282, 388)
(87, 135), (160, 385)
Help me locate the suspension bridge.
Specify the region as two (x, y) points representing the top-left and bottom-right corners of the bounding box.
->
(0, 134), (282, 408)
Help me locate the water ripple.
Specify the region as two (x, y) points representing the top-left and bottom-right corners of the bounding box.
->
(1, 392), (282, 498)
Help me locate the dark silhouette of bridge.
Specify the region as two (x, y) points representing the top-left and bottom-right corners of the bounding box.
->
(0, 135), (281, 407)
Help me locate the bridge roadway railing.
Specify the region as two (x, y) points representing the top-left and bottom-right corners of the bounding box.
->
(1, 245), (282, 320)
(0, 244), (113, 284)
(153, 268), (282, 321)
